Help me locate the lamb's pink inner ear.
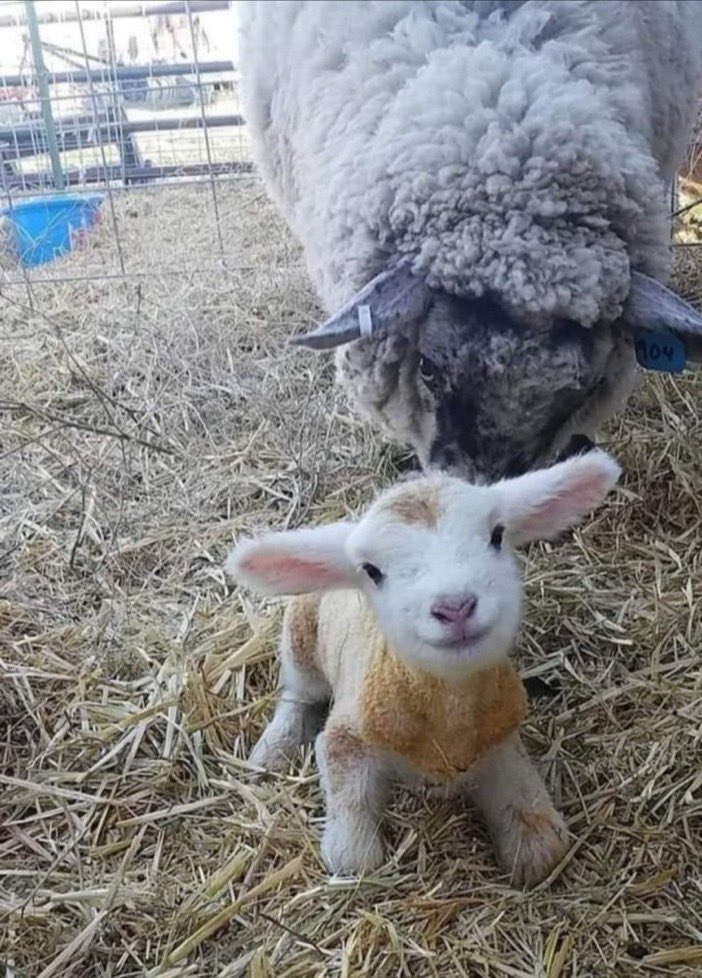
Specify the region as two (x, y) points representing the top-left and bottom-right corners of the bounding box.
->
(239, 551), (347, 592)
(515, 479), (603, 539)
(507, 452), (621, 542)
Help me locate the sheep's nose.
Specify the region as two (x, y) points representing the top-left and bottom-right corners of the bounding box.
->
(430, 594), (477, 626)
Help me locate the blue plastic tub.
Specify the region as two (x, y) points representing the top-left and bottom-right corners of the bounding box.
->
(1, 193), (104, 267)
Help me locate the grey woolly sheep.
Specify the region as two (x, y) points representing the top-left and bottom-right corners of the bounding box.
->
(239, 0), (702, 480)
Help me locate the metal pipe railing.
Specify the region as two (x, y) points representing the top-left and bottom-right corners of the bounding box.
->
(0, 60), (235, 88)
(0, 1), (231, 30)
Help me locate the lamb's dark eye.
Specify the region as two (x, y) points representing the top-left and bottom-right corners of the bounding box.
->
(490, 525), (504, 549)
(418, 355), (438, 387)
(362, 562), (384, 585)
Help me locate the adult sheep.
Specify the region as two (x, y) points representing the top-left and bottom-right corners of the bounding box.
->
(238, 0), (702, 481)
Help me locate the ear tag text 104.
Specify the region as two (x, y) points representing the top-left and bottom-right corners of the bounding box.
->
(634, 329), (687, 374)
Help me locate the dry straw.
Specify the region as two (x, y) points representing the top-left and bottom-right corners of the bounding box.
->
(1, 179), (701, 977)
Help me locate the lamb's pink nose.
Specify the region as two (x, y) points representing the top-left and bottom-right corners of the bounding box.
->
(430, 594), (478, 626)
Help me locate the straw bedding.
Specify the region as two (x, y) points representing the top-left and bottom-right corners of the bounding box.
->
(1, 180), (701, 977)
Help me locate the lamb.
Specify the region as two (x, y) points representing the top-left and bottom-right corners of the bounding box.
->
(238, 1), (702, 481)
(226, 449), (621, 885)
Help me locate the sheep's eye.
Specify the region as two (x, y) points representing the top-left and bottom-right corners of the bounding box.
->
(362, 562), (384, 585)
(490, 525), (504, 549)
(418, 355), (438, 387)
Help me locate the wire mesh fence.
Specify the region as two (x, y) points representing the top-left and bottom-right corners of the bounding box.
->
(1, 0), (701, 292)
(0, 0), (255, 289)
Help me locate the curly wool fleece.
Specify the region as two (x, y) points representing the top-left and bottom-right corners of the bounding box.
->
(240, 0), (702, 327)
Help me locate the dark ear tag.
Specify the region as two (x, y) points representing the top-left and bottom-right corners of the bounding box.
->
(634, 328), (687, 373)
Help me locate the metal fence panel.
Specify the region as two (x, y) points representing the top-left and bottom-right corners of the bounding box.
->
(0, 0), (250, 288)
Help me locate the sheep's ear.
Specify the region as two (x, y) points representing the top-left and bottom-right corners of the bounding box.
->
(499, 450), (621, 546)
(290, 258), (433, 350)
(225, 522), (356, 596)
(625, 271), (702, 363)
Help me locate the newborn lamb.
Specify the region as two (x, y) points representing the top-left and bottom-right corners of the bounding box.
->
(227, 451), (620, 885)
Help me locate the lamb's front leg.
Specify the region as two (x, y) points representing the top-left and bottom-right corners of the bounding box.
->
(316, 718), (391, 876)
(468, 735), (569, 888)
(249, 657), (331, 774)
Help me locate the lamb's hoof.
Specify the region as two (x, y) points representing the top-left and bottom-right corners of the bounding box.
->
(248, 736), (296, 777)
(321, 816), (385, 876)
(496, 806), (569, 888)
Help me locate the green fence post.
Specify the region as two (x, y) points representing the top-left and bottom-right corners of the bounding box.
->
(24, 0), (65, 191)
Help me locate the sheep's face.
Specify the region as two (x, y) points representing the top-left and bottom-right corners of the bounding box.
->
(336, 292), (635, 482)
(346, 477), (523, 677)
(349, 450), (618, 677)
(410, 294), (635, 482)
(228, 453), (620, 680)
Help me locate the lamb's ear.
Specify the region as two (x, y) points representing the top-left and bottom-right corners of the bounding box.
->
(290, 258), (433, 350)
(499, 450), (621, 546)
(625, 271), (702, 362)
(225, 522), (356, 596)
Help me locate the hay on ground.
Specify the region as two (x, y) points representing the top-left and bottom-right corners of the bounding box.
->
(1, 180), (701, 977)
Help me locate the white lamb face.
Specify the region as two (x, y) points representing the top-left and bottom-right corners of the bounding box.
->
(228, 451), (621, 679)
(345, 479), (523, 676)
